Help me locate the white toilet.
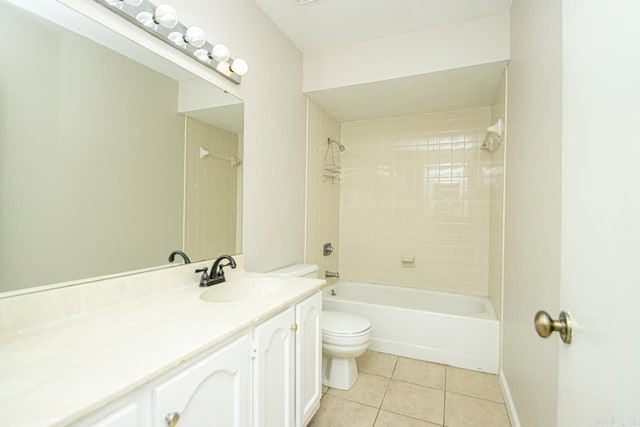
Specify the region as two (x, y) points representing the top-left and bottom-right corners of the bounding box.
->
(270, 264), (371, 390)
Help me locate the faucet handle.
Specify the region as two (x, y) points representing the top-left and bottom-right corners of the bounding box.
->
(195, 267), (210, 287)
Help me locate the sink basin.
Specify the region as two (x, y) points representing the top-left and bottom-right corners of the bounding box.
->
(200, 278), (287, 303)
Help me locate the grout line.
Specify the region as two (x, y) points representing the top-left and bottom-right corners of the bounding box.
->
(443, 366), (448, 427)
(446, 390), (506, 405)
(374, 357), (398, 427)
(324, 393), (381, 410)
(371, 409), (380, 427)
(383, 409), (442, 426)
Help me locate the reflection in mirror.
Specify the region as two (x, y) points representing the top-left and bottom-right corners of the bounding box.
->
(0, 0), (243, 295)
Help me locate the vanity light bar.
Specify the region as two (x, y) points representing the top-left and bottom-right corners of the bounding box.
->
(98, 0), (248, 84)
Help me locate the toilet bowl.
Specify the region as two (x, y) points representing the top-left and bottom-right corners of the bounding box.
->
(321, 310), (371, 390)
(269, 264), (371, 390)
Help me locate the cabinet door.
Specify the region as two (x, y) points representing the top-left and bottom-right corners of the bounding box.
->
(153, 333), (251, 427)
(88, 404), (138, 427)
(253, 307), (296, 427)
(295, 292), (322, 427)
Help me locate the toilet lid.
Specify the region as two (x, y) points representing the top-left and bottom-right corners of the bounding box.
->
(323, 311), (371, 335)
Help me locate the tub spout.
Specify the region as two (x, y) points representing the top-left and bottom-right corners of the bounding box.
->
(326, 271), (340, 278)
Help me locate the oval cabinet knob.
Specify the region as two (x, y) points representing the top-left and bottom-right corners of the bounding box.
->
(534, 310), (572, 344)
(165, 412), (180, 427)
(290, 324), (298, 332)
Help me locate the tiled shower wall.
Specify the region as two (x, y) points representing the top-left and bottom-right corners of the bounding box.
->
(339, 107), (495, 295)
(306, 101), (341, 281)
(488, 72), (507, 318)
(184, 117), (241, 261)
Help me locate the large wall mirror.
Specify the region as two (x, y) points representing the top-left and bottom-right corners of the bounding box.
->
(0, 0), (244, 295)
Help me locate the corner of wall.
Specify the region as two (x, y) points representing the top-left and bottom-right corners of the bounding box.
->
(499, 370), (522, 427)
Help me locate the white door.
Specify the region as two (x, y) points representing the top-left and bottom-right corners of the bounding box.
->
(295, 292), (322, 427)
(254, 307), (296, 427)
(554, 2), (640, 425)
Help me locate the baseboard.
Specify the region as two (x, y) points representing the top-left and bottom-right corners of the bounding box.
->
(499, 370), (521, 427)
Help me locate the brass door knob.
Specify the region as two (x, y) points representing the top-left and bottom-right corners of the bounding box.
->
(534, 310), (572, 344)
(165, 412), (180, 427)
(290, 324), (298, 332)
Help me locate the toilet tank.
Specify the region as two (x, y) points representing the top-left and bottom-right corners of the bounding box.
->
(270, 264), (319, 279)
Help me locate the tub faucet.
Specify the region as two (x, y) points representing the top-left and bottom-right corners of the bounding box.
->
(326, 271), (340, 279)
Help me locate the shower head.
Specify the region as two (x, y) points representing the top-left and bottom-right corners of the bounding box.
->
(328, 138), (346, 152)
(481, 118), (504, 152)
(487, 118), (504, 137)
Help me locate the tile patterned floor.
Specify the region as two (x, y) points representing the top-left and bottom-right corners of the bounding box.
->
(309, 351), (511, 427)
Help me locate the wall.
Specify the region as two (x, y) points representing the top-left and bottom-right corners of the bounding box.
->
(502, 0), (562, 426)
(339, 108), (493, 295)
(488, 71), (507, 319)
(305, 101), (341, 280)
(184, 118), (240, 261)
(0, 5), (184, 292)
(61, 0), (308, 273)
(303, 13), (509, 92)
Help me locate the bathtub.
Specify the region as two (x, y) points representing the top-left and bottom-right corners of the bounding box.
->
(322, 281), (499, 373)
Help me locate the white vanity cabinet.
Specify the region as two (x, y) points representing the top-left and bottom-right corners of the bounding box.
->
(89, 404), (139, 427)
(72, 292), (321, 427)
(253, 292), (322, 427)
(152, 333), (252, 427)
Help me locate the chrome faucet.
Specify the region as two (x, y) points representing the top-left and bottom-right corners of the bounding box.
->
(195, 255), (237, 287)
(325, 271), (340, 278)
(168, 250), (191, 264)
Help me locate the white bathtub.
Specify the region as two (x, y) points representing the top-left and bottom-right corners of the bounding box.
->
(322, 281), (499, 373)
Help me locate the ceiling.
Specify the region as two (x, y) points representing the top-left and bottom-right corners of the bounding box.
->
(252, 0), (512, 52)
(306, 61), (507, 123)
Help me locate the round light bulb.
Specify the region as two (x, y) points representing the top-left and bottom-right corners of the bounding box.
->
(194, 49), (211, 64)
(154, 4), (178, 29)
(168, 32), (186, 48)
(216, 61), (231, 75)
(123, 0), (143, 5)
(230, 58), (248, 76)
(210, 44), (230, 63)
(136, 11), (157, 30)
(184, 26), (206, 48)
(105, 0), (123, 9)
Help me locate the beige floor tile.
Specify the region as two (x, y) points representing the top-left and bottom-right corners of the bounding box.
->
(309, 395), (378, 427)
(444, 392), (510, 427)
(445, 367), (504, 403)
(382, 380), (444, 425)
(374, 410), (441, 427)
(393, 357), (446, 390)
(327, 372), (390, 407)
(357, 351), (398, 377)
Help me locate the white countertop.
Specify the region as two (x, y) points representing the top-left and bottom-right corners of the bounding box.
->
(0, 270), (325, 427)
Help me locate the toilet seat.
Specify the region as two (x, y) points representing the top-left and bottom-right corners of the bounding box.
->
(323, 329), (370, 338)
(322, 311), (371, 336)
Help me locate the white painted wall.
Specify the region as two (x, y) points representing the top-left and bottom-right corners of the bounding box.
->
(61, 0), (307, 273)
(303, 13), (509, 92)
(502, 0), (562, 426)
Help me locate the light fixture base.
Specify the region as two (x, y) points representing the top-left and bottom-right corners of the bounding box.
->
(97, 0), (243, 84)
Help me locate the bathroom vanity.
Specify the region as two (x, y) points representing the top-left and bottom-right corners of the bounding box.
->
(0, 261), (324, 427)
